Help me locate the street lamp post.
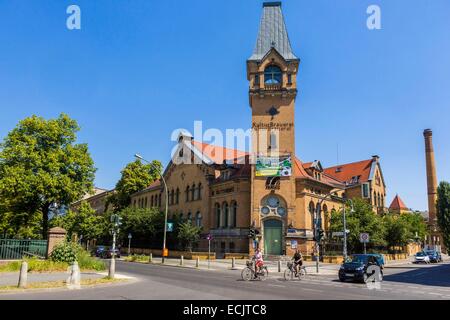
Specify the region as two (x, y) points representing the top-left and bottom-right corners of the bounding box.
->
(128, 233), (132, 256)
(135, 154), (169, 263)
(342, 198), (354, 261)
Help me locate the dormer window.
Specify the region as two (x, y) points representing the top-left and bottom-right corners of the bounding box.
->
(264, 65), (282, 84)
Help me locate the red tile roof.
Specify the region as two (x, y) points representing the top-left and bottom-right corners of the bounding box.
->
(389, 195), (409, 211)
(191, 141), (249, 164)
(323, 159), (373, 184)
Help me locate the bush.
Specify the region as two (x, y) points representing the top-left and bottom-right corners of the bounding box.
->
(50, 242), (78, 263)
(76, 249), (106, 271)
(125, 254), (149, 263)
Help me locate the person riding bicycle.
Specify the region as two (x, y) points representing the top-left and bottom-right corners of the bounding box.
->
(292, 249), (303, 275)
(252, 248), (264, 277)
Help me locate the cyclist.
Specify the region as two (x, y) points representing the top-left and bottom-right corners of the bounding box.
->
(253, 248), (264, 277)
(292, 249), (303, 275)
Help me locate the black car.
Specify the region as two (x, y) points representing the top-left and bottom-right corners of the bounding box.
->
(93, 246), (106, 257)
(339, 254), (384, 283)
(101, 248), (121, 259)
(425, 250), (442, 263)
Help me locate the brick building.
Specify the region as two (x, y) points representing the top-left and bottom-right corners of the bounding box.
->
(128, 2), (388, 258)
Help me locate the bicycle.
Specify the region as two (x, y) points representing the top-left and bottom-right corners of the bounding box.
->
(284, 261), (307, 281)
(241, 260), (269, 281)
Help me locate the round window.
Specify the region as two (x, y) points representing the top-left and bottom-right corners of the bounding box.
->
(277, 207), (286, 217)
(267, 196), (279, 208)
(261, 206), (270, 215)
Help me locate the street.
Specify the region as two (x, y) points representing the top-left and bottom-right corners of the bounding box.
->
(1, 260), (450, 300)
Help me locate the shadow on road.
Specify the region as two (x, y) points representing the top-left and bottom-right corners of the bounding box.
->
(384, 263), (450, 287)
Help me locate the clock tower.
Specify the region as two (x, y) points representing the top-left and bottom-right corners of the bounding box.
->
(248, 2), (300, 256)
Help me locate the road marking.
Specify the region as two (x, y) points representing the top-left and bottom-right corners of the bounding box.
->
(301, 288), (323, 293)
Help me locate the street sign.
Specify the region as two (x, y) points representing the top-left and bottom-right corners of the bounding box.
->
(166, 222), (174, 232)
(360, 233), (370, 243)
(332, 232), (344, 237)
(128, 233), (132, 239)
(291, 240), (298, 249)
(206, 234), (213, 241)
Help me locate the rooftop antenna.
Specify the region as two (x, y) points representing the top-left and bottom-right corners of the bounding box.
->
(336, 143), (340, 166)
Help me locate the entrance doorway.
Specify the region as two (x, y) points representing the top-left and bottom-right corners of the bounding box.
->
(263, 219), (282, 255)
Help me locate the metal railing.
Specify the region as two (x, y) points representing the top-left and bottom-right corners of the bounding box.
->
(0, 239), (47, 260)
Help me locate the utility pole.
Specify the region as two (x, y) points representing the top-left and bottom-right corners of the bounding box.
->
(135, 154), (169, 263)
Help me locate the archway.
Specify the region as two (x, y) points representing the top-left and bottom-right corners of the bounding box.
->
(263, 219), (282, 255)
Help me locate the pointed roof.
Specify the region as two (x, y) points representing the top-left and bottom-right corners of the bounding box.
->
(249, 2), (298, 61)
(389, 195), (409, 211)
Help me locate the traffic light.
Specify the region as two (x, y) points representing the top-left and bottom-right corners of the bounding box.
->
(315, 228), (324, 242)
(248, 228), (256, 239)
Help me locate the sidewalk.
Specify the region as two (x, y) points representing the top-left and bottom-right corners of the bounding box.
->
(0, 272), (105, 287)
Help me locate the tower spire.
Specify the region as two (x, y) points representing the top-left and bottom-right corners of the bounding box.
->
(249, 2), (298, 62)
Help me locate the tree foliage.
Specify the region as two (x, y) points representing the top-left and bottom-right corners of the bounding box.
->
(437, 181), (450, 250)
(330, 198), (386, 252)
(177, 221), (202, 252)
(50, 202), (107, 242)
(108, 159), (162, 211)
(0, 114), (96, 238)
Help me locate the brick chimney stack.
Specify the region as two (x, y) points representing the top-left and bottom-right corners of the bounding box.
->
(423, 129), (438, 224)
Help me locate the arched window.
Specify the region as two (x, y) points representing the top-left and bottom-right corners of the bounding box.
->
(176, 188), (180, 204)
(230, 201), (237, 228)
(170, 189), (174, 205)
(150, 195), (154, 207)
(222, 202), (229, 228)
(196, 211), (202, 227)
(158, 193), (162, 207)
(264, 65), (282, 84)
(323, 204), (329, 231)
(309, 201), (315, 228)
(215, 203), (221, 229)
(373, 191), (377, 206)
(377, 193), (381, 208)
(381, 195), (385, 208)
(187, 212), (192, 224)
(144, 197), (148, 208)
(197, 183), (202, 200)
(186, 186), (190, 202)
(191, 184), (196, 201)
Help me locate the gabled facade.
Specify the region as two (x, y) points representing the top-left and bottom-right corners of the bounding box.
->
(128, 2), (389, 258)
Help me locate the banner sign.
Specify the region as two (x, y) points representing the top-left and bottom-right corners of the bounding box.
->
(255, 155), (292, 177)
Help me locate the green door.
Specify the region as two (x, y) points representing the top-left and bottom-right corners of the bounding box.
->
(264, 219), (282, 255)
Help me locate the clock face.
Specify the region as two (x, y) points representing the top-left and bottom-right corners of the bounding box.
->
(267, 196), (279, 208)
(277, 207), (286, 216)
(261, 206), (270, 215)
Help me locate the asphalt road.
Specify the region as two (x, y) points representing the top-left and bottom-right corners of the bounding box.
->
(1, 260), (450, 300)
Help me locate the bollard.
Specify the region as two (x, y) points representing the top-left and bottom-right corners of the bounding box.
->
(231, 257), (237, 270)
(278, 260), (282, 273)
(149, 253), (153, 263)
(109, 258), (115, 279)
(67, 261), (81, 289)
(196, 257), (200, 268)
(18, 261), (28, 289)
(180, 256), (184, 266)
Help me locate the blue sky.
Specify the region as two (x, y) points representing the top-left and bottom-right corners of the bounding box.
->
(0, 0), (449, 211)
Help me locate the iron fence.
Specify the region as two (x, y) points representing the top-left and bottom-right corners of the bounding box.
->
(0, 239), (47, 260)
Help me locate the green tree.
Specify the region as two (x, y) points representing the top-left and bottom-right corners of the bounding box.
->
(177, 221), (202, 252)
(399, 211), (428, 242)
(109, 159), (162, 211)
(118, 206), (164, 244)
(383, 214), (409, 247)
(0, 114), (96, 239)
(437, 181), (450, 250)
(330, 198), (386, 252)
(51, 202), (107, 242)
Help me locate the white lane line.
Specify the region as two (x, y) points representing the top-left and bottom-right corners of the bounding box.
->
(301, 288), (323, 292)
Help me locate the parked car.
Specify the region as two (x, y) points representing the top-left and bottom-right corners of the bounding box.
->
(100, 248), (121, 259)
(414, 251), (430, 264)
(93, 246), (106, 257)
(425, 250), (442, 263)
(339, 254), (384, 283)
